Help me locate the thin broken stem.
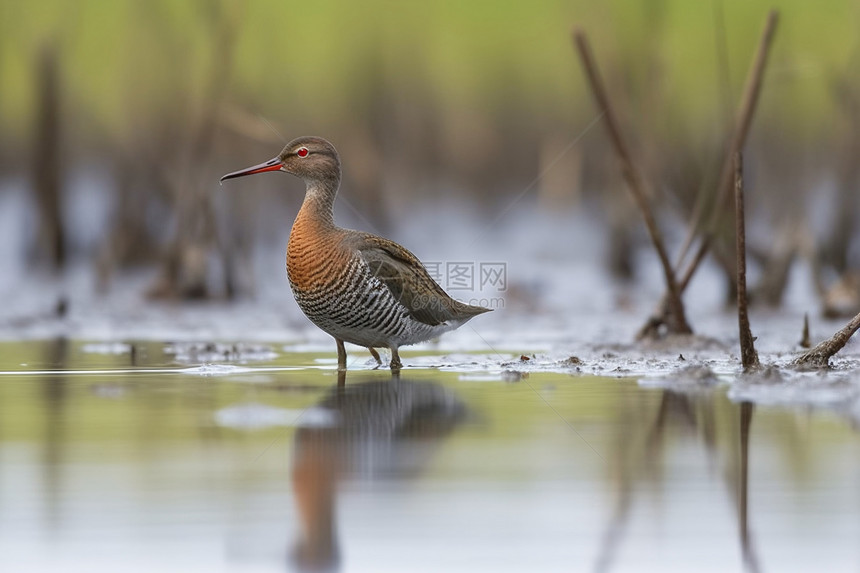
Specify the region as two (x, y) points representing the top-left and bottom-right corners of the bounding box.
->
(33, 44), (65, 272)
(675, 10), (779, 279)
(734, 152), (759, 370)
(800, 313), (811, 348)
(793, 311), (860, 368)
(637, 10), (779, 339)
(573, 30), (691, 335)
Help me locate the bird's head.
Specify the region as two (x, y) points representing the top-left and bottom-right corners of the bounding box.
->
(220, 136), (341, 185)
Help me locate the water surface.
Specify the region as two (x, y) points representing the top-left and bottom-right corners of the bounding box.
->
(0, 340), (857, 572)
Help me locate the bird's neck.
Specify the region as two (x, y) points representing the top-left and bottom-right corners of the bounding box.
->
(289, 177), (343, 289)
(298, 177), (339, 229)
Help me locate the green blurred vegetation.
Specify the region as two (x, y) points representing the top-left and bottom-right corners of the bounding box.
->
(2, 0), (858, 143)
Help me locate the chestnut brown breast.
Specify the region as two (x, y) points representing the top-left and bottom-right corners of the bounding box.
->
(287, 207), (349, 293)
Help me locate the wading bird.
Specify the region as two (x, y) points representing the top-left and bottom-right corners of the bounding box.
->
(221, 137), (490, 370)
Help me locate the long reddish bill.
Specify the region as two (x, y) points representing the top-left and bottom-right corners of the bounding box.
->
(220, 157), (282, 182)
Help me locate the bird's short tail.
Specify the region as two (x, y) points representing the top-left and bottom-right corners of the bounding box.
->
(451, 300), (493, 319)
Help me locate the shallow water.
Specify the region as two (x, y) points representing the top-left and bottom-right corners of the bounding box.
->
(0, 340), (858, 573)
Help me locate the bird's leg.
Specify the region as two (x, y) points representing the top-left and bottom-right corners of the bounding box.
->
(389, 346), (402, 371)
(335, 338), (347, 370)
(367, 347), (382, 366)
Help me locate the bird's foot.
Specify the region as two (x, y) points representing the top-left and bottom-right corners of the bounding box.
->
(389, 348), (402, 371)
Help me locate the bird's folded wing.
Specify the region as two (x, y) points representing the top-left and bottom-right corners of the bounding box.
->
(355, 235), (467, 326)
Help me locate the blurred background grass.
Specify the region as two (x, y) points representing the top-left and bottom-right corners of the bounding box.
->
(2, 0), (860, 316)
(2, 0), (856, 141)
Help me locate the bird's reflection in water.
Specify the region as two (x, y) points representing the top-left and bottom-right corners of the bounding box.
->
(289, 373), (467, 572)
(597, 386), (760, 573)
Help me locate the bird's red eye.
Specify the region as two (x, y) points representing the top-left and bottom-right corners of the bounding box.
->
(297, 147), (309, 158)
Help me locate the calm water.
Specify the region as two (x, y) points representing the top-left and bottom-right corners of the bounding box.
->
(0, 340), (858, 573)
